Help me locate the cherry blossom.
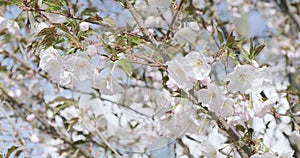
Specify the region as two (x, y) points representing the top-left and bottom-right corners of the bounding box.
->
(30, 133), (40, 143)
(79, 22), (90, 32)
(64, 54), (95, 81)
(167, 51), (212, 90)
(0, 19), (20, 35)
(167, 55), (193, 90)
(197, 83), (226, 113)
(93, 73), (124, 95)
(226, 65), (272, 94)
(1, 0), (300, 157)
(39, 47), (64, 81)
(26, 114), (35, 122)
(185, 51), (212, 81)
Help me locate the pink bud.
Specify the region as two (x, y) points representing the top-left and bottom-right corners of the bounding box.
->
(79, 22), (90, 31)
(200, 77), (211, 86)
(26, 114), (35, 122)
(30, 133), (40, 143)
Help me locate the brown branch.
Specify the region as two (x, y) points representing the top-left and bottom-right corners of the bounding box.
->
(0, 83), (92, 158)
(275, 0), (300, 31)
(164, 0), (185, 41)
(188, 95), (252, 157)
(123, 0), (170, 62)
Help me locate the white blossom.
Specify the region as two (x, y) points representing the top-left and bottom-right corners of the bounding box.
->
(144, 16), (167, 28)
(174, 28), (197, 44)
(93, 73), (124, 95)
(185, 51), (212, 81)
(221, 98), (235, 117)
(26, 114), (35, 122)
(39, 47), (63, 81)
(79, 22), (90, 31)
(155, 89), (171, 107)
(0, 17), (20, 35)
(64, 54), (95, 80)
(30, 133), (40, 143)
(167, 56), (193, 90)
(33, 22), (48, 34)
(167, 51), (212, 90)
(226, 65), (272, 94)
(197, 83), (225, 113)
(86, 45), (97, 56)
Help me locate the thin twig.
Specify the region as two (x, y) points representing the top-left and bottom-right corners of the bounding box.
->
(123, 0), (170, 62)
(188, 95), (252, 157)
(81, 121), (122, 158)
(275, 0), (300, 30)
(0, 105), (27, 148)
(164, 0), (185, 41)
(0, 83), (92, 158)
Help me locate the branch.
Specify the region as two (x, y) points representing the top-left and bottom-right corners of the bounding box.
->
(164, 0), (184, 41)
(123, 0), (170, 62)
(0, 83), (92, 158)
(177, 138), (193, 157)
(82, 121), (122, 158)
(188, 96), (252, 157)
(275, 0), (300, 30)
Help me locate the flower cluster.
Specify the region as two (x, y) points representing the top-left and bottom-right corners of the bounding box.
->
(167, 51), (212, 90)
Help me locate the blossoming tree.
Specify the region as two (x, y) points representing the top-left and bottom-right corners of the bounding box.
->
(0, 0), (299, 157)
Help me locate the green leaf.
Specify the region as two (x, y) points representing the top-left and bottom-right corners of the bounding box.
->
(84, 14), (103, 24)
(81, 7), (98, 16)
(102, 17), (116, 27)
(174, 89), (188, 98)
(74, 140), (89, 145)
(235, 125), (245, 132)
(119, 58), (132, 76)
(53, 23), (69, 33)
(66, 117), (79, 131)
(39, 34), (55, 48)
(45, 0), (65, 11)
(217, 29), (224, 44)
(14, 150), (23, 158)
(37, 27), (56, 37)
(67, 47), (78, 54)
(169, 44), (185, 57)
(0, 66), (7, 73)
(226, 31), (235, 47)
(51, 96), (70, 103)
(5, 146), (19, 158)
(49, 97), (75, 115)
(254, 42), (266, 57)
(27, 0), (40, 6)
(1, 0), (23, 6)
(249, 38), (254, 56)
(53, 102), (73, 115)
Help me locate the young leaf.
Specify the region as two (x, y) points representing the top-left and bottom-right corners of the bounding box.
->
(81, 7), (98, 16)
(67, 117), (79, 131)
(5, 145), (19, 158)
(226, 31), (235, 47)
(37, 27), (56, 37)
(14, 150), (23, 157)
(119, 58), (132, 76)
(53, 23), (69, 33)
(235, 125), (245, 132)
(254, 43), (266, 57)
(51, 96), (70, 103)
(102, 17), (116, 27)
(84, 14), (103, 24)
(249, 38), (254, 56)
(53, 102), (73, 115)
(217, 29), (224, 44)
